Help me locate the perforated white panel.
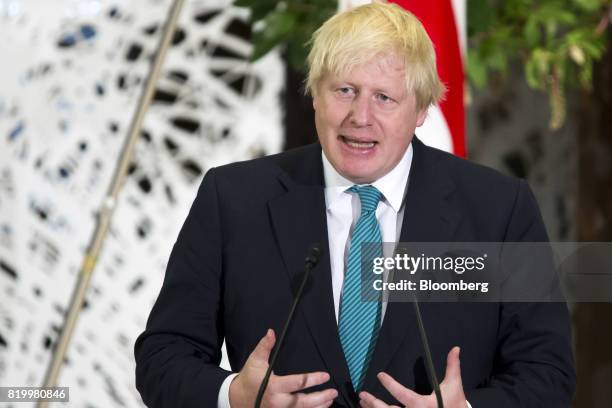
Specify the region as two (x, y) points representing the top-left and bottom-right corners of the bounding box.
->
(0, 1), (284, 406)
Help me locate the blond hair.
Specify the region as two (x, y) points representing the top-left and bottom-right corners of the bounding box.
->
(305, 1), (445, 110)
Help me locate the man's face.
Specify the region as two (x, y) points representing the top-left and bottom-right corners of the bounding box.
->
(313, 54), (427, 184)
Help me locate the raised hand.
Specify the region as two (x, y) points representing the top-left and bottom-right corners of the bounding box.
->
(359, 347), (467, 408)
(229, 329), (339, 408)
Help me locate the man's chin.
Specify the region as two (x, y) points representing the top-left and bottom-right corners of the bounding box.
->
(338, 167), (380, 185)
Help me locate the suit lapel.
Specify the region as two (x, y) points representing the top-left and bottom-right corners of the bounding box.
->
(363, 138), (462, 392)
(267, 144), (355, 406)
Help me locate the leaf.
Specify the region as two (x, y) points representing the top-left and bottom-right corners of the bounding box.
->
(467, 0), (496, 36)
(262, 11), (297, 40)
(250, 30), (281, 61)
(467, 52), (488, 88)
(235, 0), (278, 23)
(578, 62), (593, 89)
(286, 42), (307, 69)
(556, 11), (577, 25)
(525, 48), (551, 90)
(524, 16), (541, 48)
(582, 40), (605, 59)
(569, 44), (586, 65)
(488, 49), (509, 72)
(572, 0), (602, 12)
(525, 57), (540, 89)
(248, 10), (296, 61)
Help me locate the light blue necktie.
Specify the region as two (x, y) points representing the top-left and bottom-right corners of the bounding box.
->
(338, 185), (383, 391)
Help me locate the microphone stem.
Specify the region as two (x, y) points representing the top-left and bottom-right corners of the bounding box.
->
(413, 300), (444, 408)
(254, 261), (315, 408)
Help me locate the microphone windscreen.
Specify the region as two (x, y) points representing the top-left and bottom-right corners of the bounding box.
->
(306, 244), (322, 267)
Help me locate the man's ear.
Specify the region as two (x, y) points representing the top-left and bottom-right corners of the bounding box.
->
(312, 95), (318, 111)
(416, 108), (428, 127)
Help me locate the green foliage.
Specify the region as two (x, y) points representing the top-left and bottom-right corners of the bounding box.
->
(468, 0), (609, 129)
(235, 0), (337, 67)
(236, 0), (610, 129)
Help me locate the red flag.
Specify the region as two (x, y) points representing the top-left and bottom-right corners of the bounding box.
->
(390, 0), (466, 157)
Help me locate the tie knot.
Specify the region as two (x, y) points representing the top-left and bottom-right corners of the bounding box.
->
(350, 185), (382, 213)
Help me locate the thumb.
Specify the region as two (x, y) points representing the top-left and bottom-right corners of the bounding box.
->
(250, 329), (276, 364)
(442, 346), (462, 385)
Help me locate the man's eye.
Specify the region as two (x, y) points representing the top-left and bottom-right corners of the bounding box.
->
(377, 93), (392, 102)
(337, 87), (354, 95)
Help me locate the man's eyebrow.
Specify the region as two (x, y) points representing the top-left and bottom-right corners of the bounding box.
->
(374, 87), (402, 98)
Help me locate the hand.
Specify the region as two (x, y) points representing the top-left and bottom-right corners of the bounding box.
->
(359, 347), (467, 408)
(229, 329), (339, 408)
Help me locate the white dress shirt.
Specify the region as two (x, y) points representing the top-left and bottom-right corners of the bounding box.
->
(322, 144), (412, 322)
(218, 144), (470, 407)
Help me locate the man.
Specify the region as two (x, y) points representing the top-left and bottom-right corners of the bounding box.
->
(135, 3), (575, 407)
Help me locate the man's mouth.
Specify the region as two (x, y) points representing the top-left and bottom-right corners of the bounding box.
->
(340, 135), (377, 149)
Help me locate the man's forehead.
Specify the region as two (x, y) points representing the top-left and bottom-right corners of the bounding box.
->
(326, 54), (406, 86)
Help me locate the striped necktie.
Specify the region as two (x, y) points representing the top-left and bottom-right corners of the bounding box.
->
(338, 185), (383, 392)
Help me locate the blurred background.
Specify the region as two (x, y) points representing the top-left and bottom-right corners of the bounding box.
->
(0, 0), (610, 407)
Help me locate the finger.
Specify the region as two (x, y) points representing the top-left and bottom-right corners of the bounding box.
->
(377, 372), (421, 405)
(312, 401), (334, 408)
(270, 371), (331, 393)
(359, 391), (395, 408)
(249, 329), (276, 364)
(359, 391), (377, 408)
(442, 346), (462, 384)
(359, 394), (374, 408)
(291, 388), (338, 407)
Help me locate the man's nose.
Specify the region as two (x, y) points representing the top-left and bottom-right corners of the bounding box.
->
(349, 95), (373, 127)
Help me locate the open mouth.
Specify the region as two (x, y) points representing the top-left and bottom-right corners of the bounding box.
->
(340, 135), (377, 149)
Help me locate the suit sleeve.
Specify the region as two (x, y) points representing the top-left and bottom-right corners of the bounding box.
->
(134, 168), (232, 407)
(466, 180), (576, 407)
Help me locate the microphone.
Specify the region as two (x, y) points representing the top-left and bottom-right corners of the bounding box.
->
(254, 244), (322, 408)
(413, 299), (444, 408)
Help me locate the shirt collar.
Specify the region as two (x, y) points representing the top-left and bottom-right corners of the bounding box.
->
(322, 143), (413, 213)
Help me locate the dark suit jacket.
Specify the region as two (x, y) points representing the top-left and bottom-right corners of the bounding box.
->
(135, 138), (575, 407)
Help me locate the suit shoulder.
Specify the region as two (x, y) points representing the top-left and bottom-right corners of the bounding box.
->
(205, 143), (320, 196)
(213, 143), (316, 176)
(425, 144), (521, 193)
(418, 143), (541, 240)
